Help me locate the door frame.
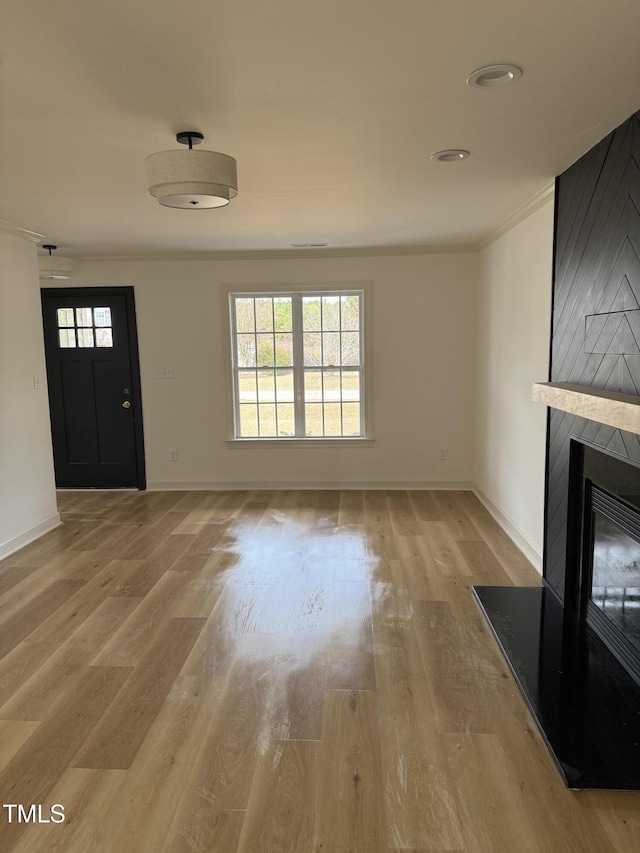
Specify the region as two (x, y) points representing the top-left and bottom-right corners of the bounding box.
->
(41, 285), (146, 490)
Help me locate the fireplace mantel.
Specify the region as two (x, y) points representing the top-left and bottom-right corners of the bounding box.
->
(532, 382), (640, 436)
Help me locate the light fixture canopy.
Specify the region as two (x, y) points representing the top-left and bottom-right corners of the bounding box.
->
(38, 245), (74, 279)
(145, 131), (238, 209)
(431, 149), (470, 162)
(467, 64), (522, 88)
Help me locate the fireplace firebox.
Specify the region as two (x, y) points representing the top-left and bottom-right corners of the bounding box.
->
(567, 441), (640, 685)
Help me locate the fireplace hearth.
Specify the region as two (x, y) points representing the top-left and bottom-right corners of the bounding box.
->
(474, 439), (640, 789)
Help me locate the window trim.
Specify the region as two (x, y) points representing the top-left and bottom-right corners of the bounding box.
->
(220, 281), (374, 444)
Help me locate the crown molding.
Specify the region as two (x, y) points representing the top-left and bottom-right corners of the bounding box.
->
(476, 181), (555, 251)
(72, 242), (477, 262)
(0, 220), (44, 243)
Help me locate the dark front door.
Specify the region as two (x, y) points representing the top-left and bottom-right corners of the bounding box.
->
(41, 287), (145, 489)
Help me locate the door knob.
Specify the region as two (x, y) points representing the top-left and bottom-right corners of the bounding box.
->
(122, 401), (131, 409)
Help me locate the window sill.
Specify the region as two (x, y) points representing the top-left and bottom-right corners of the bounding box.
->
(226, 437), (375, 449)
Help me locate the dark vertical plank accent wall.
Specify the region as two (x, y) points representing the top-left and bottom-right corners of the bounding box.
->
(545, 110), (640, 599)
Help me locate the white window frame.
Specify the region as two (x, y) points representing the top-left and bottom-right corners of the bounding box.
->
(221, 282), (374, 447)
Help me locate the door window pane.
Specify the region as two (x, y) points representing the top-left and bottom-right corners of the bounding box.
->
(94, 307), (112, 326)
(76, 308), (93, 327)
(95, 328), (113, 347)
(57, 308), (75, 327)
(77, 328), (95, 347)
(59, 328), (76, 348)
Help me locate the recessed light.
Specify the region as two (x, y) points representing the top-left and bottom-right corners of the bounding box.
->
(431, 149), (470, 163)
(467, 64), (522, 88)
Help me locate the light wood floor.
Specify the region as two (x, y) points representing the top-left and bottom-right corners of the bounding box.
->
(0, 489), (638, 852)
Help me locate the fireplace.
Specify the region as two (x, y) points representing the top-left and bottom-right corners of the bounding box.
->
(564, 441), (640, 685)
(473, 434), (640, 790)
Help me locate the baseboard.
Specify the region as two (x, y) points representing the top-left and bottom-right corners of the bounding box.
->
(0, 513), (62, 561)
(471, 486), (543, 573)
(147, 479), (474, 491)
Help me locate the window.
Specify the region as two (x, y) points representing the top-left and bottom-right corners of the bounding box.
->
(56, 306), (113, 348)
(228, 288), (368, 440)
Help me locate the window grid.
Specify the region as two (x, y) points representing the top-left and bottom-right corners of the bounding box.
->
(231, 292), (363, 439)
(56, 307), (113, 349)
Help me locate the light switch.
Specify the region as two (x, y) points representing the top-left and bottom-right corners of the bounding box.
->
(157, 366), (174, 379)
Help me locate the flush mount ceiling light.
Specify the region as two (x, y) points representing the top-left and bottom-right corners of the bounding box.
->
(431, 149), (470, 162)
(145, 131), (238, 209)
(38, 245), (74, 279)
(467, 64), (522, 88)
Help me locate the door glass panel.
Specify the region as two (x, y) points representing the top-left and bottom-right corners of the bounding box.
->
(77, 328), (95, 347)
(76, 308), (93, 327)
(57, 308), (75, 327)
(95, 328), (113, 347)
(94, 307), (112, 326)
(58, 328), (76, 348)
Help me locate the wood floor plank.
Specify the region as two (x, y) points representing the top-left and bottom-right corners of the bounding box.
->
(363, 490), (399, 559)
(0, 720), (40, 771)
(413, 598), (517, 734)
(91, 571), (191, 667)
(407, 489), (443, 521)
(338, 489), (365, 525)
(431, 490), (483, 541)
(455, 538), (514, 584)
(372, 585), (466, 850)
(162, 636), (280, 852)
(171, 551), (235, 618)
(0, 598), (141, 721)
(0, 580), (86, 660)
(9, 768), (127, 853)
(316, 690), (385, 853)
(457, 491), (542, 584)
(445, 731), (618, 853)
(237, 740), (319, 853)
(386, 489), (421, 535)
(420, 520), (472, 576)
(0, 565), (43, 598)
(73, 617), (205, 769)
(327, 581), (376, 690)
(0, 665), (130, 851)
(96, 675), (226, 853)
(589, 791), (640, 852)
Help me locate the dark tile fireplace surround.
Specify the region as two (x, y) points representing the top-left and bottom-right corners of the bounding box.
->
(475, 110), (640, 790)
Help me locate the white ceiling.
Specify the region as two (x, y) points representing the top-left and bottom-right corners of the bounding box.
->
(2, 0), (640, 256)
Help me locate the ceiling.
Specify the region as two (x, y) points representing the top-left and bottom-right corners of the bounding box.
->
(2, 0), (640, 256)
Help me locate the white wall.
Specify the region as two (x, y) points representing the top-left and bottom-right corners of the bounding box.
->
(0, 229), (59, 557)
(61, 252), (478, 488)
(474, 201), (554, 570)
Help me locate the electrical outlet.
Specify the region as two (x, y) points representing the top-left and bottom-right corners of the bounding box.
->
(169, 449), (178, 462)
(33, 373), (42, 391)
(438, 448), (448, 462)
